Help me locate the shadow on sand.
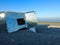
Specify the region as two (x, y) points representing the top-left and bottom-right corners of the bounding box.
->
(0, 24), (60, 45)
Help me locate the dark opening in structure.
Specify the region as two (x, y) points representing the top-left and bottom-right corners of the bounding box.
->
(17, 18), (25, 25)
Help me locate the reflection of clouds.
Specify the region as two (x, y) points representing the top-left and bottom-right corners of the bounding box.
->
(0, 13), (5, 18)
(0, 13), (5, 24)
(25, 12), (37, 22)
(28, 14), (36, 22)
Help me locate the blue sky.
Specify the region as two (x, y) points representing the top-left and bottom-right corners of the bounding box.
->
(0, 0), (60, 18)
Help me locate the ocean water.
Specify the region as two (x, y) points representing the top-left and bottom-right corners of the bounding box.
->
(38, 18), (60, 22)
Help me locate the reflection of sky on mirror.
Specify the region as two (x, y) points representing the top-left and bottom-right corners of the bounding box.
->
(0, 0), (60, 18)
(5, 12), (27, 32)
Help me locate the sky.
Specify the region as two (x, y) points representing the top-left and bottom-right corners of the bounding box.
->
(0, 0), (60, 18)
